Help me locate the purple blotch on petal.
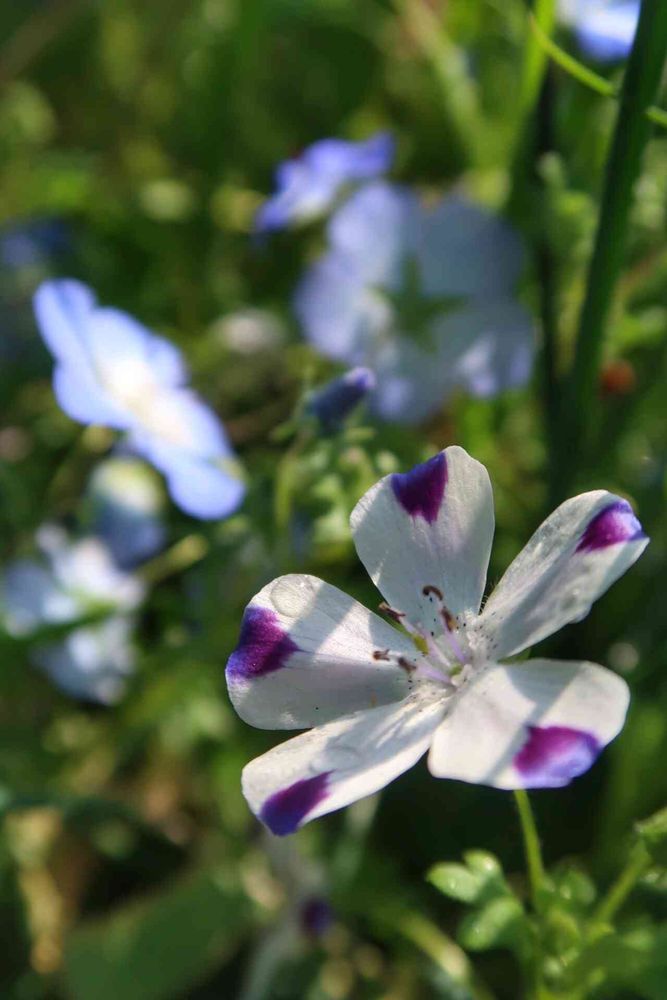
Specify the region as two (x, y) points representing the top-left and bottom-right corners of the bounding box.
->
(391, 453), (448, 524)
(226, 606), (299, 681)
(514, 725), (600, 788)
(576, 499), (646, 553)
(260, 772), (332, 836)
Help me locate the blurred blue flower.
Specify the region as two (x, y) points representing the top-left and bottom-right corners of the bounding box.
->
(295, 182), (534, 423)
(33, 280), (245, 520)
(1, 526), (144, 703)
(255, 132), (395, 234)
(1, 219), (69, 270)
(559, 0), (638, 61)
(307, 367), (375, 432)
(87, 457), (167, 569)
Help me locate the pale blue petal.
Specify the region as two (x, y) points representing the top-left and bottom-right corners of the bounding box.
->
(294, 251), (391, 363)
(2, 560), (77, 635)
(327, 181), (415, 284)
(429, 300), (535, 399)
(576, 2), (638, 61)
(129, 389), (231, 460)
(160, 451), (246, 520)
(35, 618), (134, 704)
(53, 364), (131, 428)
(89, 308), (187, 387)
(33, 278), (97, 365)
(306, 132), (395, 178)
(255, 133), (395, 234)
(417, 196), (525, 298)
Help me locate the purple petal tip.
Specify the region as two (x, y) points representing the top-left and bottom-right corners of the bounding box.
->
(576, 499), (646, 553)
(514, 725), (600, 788)
(260, 772), (332, 836)
(226, 606), (299, 681)
(391, 452), (447, 523)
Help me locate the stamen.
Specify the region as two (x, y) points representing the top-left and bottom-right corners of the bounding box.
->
(378, 602), (405, 624)
(421, 584), (467, 665)
(372, 649), (390, 661)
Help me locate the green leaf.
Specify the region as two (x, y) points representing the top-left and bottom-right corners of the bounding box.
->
(636, 807), (667, 865)
(64, 867), (252, 1000)
(427, 863), (483, 903)
(458, 897), (527, 953)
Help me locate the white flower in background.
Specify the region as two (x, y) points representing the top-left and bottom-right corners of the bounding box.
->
(226, 447), (647, 835)
(1, 526), (144, 703)
(33, 279), (245, 520)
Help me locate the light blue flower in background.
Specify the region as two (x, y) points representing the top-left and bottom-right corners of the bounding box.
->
(1, 526), (144, 703)
(33, 280), (245, 520)
(559, 0), (638, 61)
(295, 182), (534, 424)
(87, 457), (166, 569)
(255, 132), (395, 234)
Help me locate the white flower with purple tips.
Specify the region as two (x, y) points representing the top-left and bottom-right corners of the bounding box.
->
(255, 132), (395, 234)
(295, 182), (534, 423)
(33, 279), (245, 520)
(559, 0), (638, 62)
(226, 446), (647, 836)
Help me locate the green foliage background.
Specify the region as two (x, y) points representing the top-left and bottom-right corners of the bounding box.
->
(0, 1), (666, 997)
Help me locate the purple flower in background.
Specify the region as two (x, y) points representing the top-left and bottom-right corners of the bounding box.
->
(559, 0), (638, 61)
(295, 182), (534, 424)
(255, 132), (395, 234)
(307, 367), (376, 432)
(226, 447), (646, 835)
(87, 457), (166, 569)
(33, 280), (245, 520)
(1, 526), (144, 703)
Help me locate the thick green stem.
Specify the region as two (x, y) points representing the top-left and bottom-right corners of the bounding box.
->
(555, 0), (667, 498)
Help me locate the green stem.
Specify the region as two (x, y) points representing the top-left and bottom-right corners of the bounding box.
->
(555, 0), (667, 498)
(514, 790), (547, 998)
(514, 789), (546, 912)
(593, 844), (651, 925)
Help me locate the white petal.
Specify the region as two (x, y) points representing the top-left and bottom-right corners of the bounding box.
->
(428, 659), (629, 789)
(226, 575), (416, 729)
(242, 686), (446, 834)
(475, 491), (648, 660)
(351, 446), (494, 631)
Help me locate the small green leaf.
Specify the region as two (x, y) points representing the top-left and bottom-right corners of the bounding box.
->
(636, 807), (667, 865)
(458, 897), (526, 952)
(427, 863), (483, 903)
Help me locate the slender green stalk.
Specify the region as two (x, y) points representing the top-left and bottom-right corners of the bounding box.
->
(593, 843), (651, 925)
(519, 0), (557, 118)
(514, 789), (546, 911)
(555, 0), (667, 498)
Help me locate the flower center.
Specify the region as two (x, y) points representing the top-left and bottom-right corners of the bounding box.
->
(373, 584), (472, 690)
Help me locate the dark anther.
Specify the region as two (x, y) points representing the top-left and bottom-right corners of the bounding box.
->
(422, 584), (443, 600)
(373, 649), (390, 661)
(379, 602), (404, 622)
(440, 608), (455, 631)
(397, 656), (417, 674)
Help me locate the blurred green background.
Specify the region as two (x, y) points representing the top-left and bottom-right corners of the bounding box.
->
(1, 1), (666, 997)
